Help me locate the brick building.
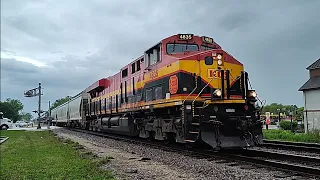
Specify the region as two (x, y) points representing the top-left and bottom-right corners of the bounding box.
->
(299, 58), (320, 133)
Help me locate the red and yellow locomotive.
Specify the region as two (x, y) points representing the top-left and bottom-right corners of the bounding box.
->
(66, 34), (263, 150)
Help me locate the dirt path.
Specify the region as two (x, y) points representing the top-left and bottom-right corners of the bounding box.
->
(54, 131), (194, 180)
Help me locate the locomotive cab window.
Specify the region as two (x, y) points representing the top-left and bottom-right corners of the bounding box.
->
(167, 43), (199, 54)
(205, 56), (214, 65)
(145, 43), (161, 67)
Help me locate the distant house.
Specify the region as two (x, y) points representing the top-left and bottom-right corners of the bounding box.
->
(299, 58), (320, 133)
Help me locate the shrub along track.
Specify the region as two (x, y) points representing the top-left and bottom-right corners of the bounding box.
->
(68, 128), (320, 179)
(262, 139), (320, 153)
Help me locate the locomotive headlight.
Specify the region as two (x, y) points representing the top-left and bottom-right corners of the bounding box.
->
(251, 91), (257, 98)
(213, 89), (222, 97)
(217, 54), (222, 60)
(248, 90), (257, 98)
(217, 59), (223, 66)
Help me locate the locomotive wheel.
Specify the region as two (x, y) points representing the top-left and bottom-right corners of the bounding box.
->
(185, 142), (195, 149)
(164, 133), (175, 144)
(147, 131), (154, 141)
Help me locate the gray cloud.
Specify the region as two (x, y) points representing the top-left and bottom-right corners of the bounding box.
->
(1, 0), (320, 114)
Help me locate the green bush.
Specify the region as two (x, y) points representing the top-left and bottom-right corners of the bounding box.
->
(263, 129), (320, 143)
(279, 120), (298, 130)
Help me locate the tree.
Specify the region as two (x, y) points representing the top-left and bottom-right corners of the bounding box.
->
(0, 98), (24, 122)
(261, 103), (304, 119)
(295, 107), (304, 121)
(50, 96), (72, 111)
(20, 112), (33, 121)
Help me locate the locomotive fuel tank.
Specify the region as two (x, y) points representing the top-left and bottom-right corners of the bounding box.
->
(101, 116), (129, 127)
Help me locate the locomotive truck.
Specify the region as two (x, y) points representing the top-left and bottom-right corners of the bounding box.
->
(51, 34), (263, 150)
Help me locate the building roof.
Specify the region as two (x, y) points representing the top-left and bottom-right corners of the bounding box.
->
(299, 76), (320, 91)
(306, 58), (320, 70)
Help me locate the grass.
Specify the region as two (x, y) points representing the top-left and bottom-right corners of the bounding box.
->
(263, 129), (320, 143)
(0, 130), (114, 180)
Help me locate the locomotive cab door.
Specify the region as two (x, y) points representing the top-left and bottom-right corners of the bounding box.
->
(143, 43), (162, 104)
(116, 95), (119, 113)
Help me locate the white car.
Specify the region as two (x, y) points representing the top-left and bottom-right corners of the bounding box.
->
(0, 118), (13, 130)
(15, 121), (28, 127)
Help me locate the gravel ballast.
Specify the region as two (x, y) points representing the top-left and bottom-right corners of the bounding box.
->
(51, 128), (318, 180)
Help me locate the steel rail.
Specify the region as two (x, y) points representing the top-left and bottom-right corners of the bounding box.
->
(241, 149), (320, 164)
(263, 139), (320, 148)
(262, 140), (320, 153)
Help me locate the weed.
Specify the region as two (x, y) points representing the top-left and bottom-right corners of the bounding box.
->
(263, 129), (320, 143)
(96, 156), (114, 166)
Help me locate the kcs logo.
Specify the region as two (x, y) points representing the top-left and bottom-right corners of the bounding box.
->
(207, 69), (227, 79)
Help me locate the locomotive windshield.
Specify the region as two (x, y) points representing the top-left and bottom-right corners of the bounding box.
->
(166, 43), (199, 54)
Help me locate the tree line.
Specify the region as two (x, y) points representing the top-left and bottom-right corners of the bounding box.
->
(49, 96), (72, 111)
(0, 98), (33, 122)
(261, 103), (304, 120)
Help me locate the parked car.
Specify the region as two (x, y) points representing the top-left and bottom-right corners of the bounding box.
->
(0, 112), (13, 130)
(28, 121), (34, 127)
(15, 121), (28, 127)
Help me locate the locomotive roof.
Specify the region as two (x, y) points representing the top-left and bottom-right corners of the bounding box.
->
(86, 78), (110, 93)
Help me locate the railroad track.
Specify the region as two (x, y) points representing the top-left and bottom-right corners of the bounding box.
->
(263, 139), (320, 153)
(66, 128), (320, 178)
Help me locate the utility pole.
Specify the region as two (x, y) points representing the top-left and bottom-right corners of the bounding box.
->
(290, 110), (293, 132)
(24, 83), (43, 129)
(48, 101), (51, 129)
(277, 108), (281, 123)
(37, 83), (42, 129)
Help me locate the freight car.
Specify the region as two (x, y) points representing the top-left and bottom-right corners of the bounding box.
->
(50, 91), (89, 127)
(50, 34), (263, 150)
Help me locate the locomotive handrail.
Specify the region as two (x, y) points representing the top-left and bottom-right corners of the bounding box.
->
(190, 76), (217, 117)
(192, 76), (216, 104)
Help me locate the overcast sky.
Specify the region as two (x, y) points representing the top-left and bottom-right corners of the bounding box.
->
(1, 0), (320, 116)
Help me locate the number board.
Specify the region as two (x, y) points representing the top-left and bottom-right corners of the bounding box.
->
(202, 36), (214, 44)
(149, 70), (158, 80)
(178, 34), (193, 40)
